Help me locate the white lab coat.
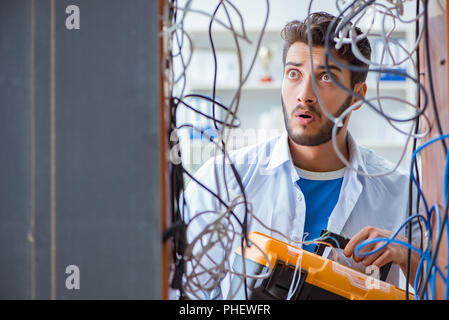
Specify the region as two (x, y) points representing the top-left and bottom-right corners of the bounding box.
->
(180, 131), (420, 299)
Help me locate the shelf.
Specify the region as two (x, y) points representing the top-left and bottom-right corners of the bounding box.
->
(366, 80), (412, 91)
(188, 81), (282, 91)
(185, 28), (282, 50)
(185, 25), (410, 41)
(185, 24), (412, 49)
(188, 80), (411, 92)
(357, 140), (408, 148)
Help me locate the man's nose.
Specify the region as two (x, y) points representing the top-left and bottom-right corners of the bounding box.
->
(296, 76), (317, 105)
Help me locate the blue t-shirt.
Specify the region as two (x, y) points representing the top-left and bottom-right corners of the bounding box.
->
(295, 167), (345, 253)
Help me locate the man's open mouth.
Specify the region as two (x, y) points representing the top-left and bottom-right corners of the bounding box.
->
(294, 110), (315, 125)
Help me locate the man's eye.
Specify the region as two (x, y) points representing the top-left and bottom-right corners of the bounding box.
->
(287, 70), (300, 79)
(321, 73), (332, 82)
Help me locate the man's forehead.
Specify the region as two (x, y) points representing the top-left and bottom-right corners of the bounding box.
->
(285, 42), (325, 60)
(285, 42), (346, 72)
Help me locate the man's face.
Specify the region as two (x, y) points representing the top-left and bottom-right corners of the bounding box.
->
(281, 41), (356, 146)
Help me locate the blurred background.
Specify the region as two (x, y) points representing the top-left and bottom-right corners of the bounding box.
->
(175, 0), (418, 175)
(0, 0), (161, 299)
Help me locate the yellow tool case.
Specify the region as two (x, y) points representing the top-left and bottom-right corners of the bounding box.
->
(228, 232), (412, 300)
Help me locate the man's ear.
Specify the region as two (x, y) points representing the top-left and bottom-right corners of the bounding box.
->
(351, 82), (367, 111)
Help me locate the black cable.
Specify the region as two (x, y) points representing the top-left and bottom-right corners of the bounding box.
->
(174, 95), (241, 128)
(208, 1), (224, 132)
(405, 121), (421, 299)
(166, 0), (441, 301)
(405, 0), (423, 299)
(417, 0), (449, 299)
(168, 2), (188, 299)
(323, 9), (431, 297)
(325, 1), (428, 120)
(174, 138), (245, 230)
(418, 202), (449, 299)
(323, 0), (429, 125)
(320, 1), (437, 298)
(201, 0), (271, 300)
(208, 6), (250, 292)
(167, 0), (253, 299)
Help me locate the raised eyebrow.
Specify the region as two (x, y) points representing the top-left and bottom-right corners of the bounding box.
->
(285, 62), (303, 67)
(316, 65), (343, 73)
(284, 62), (342, 74)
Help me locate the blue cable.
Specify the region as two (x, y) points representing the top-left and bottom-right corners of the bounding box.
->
(322, 235), (353, 267)
(414, 252), (428, 300)
(355, 214), (430, 256)
(354, 217), (448, 300)
(350, 134), (449, 299)
(409, 134), (449, 299)
(427, 204), (448, 299)
(356, 237), (446, 278)
(353, 213), (446, 299)
(356, 237), (424, 256)
(446, 215), (449, 300)
(410, 133), (449, 217)
(444, 148), (449, 207)
(443, 146), (449, 299)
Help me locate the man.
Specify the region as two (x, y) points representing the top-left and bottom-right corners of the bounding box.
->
(181, 12), (420, 299)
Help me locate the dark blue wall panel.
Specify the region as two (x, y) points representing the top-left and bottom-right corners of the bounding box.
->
(0, 0), (33, 299)
(0, 0), (161, 299)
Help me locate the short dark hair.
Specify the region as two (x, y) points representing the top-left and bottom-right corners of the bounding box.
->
(280, 12), (371, 88)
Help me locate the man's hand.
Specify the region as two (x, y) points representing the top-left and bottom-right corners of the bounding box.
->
(343, 226), (422, 287)
(343, 226), (408, 269)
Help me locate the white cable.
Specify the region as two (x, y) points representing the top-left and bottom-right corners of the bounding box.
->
(287, 251), (303, 300)
(164, 0), (430, 299)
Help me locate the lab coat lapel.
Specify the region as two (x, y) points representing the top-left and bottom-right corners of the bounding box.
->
(327, 133), (366, 235)
(327, 169), (363, 235)
(267, 132), (305, 244)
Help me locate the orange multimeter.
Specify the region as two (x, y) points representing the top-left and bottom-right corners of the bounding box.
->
(228, 232), (412, 300)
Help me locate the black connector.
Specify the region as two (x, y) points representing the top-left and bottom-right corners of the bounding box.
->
(314, 229), (392, 282)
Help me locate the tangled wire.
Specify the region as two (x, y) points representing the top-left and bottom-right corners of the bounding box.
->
(161, 0), (448, 300)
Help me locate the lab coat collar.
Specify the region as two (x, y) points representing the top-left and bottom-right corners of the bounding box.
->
(346, 132), (369, 175)
(266, 130), (367, 236)
(266, 131), (291, 171)
(328, 132), (366, 236)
